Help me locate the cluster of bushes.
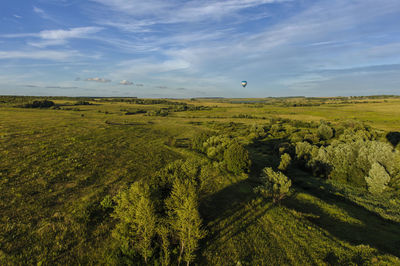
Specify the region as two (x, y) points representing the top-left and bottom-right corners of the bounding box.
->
(146, 108), (170, 117)
(21, 100), (55, 108)
(191, 132), (251, 175)
(254, 167), (292, 203)
(292, 122), (400, 193)
(295, 139), (400, 192)
(170, 105), (211, 112)
(281, 102), (321, 107)
(232, 114), (259, 119)
(243, 118), (400, 196)
(124, 109), (147, 115)
(74, 101), (91, 105)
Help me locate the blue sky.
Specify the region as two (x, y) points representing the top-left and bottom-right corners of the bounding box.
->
(0, 0), (399, 97)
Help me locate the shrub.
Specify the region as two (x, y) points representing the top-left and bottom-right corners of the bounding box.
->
(100, 195), (113, 209)
(192, 132), (213, 153)
(278, 153), (291, 171)
(255, 167), (292, 203)
(317, 123), (334, 140)
(224, 142), (251, 175)
(22, 100), (55, 108)
(365, 163), (391, 194)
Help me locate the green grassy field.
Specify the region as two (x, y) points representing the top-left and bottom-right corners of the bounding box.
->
(1, 96), (400, 265)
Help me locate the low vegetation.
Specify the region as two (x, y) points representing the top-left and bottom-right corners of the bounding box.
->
(1, 95), (400, 265)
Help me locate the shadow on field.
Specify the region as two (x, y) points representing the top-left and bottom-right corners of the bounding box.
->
(199, 177), (275, 257)
(200, 179), (256, 225)
(284, 177), (400, 258)
(245, 136), (400, 258)
(386, 131), (400, 147)
(246, 137), (292, 178)
(198, 138), (288, 249)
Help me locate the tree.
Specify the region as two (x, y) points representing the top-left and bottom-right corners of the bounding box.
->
(191, 132), (212, 153)
(278, 153), (291, 171)
(224, 142), (251, 175)
(317, 123), (334, 140)
(135, 195), (157, 263)
(365, 162), (391, 194)
(166, 179), (206, 265)
(255, 167), (292, 203)
(112, 182), (157, 263)
(157, 222), (171, 266)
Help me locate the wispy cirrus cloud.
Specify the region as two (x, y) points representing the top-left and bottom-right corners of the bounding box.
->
(2, 27), (103, 48)
(0, 50), (81, 60)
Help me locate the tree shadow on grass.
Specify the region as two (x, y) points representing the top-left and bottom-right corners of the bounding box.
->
(283, 183), (400, 258)
(386, 131), (400, 147)
(245, 136), (400, 258)
(199, 177), (275, 261)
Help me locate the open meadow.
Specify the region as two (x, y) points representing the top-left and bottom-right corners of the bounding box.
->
(1, 96), (400, 265)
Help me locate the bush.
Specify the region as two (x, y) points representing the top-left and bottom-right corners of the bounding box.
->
(224, 142), (251, 175)
(278, 153), (291, 171)
(317, 123), (334, 140)
(365, 163), (391, 194)
(192, 132), (213, 153)
(74, 101), (91, 105)
(100, 195), (113, 209)
(22, 100), (55, 108)
(255, 167), (292, 203)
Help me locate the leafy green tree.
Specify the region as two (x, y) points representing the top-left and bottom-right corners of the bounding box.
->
(224, 142), (251, 175)
(317, 123), (334, 140)
(157, 222), (171, 266)
(166, 179), (206, 265)
(278, 153), (291, 171)
(191, 132), (213, 153)
(112, 182), (157, 263)
(255, 167), (292, 203)
(204, 135), (232, 161)
(365, 163), (391, 194)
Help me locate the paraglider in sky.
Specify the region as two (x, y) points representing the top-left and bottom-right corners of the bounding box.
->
(241, 81), (247, 88)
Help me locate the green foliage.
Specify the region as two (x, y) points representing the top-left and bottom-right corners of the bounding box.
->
(296, 138), (400, 187)
(22, 100), (55, 108)
(255, 167), (292, 203)
(224, 142), (251, 175)
(317, 123), (333, 140)
(112, 182), (157, 263)
(3, 96), (400, 265)
(248, 123), (267, 139)
(166, 178), (206, 265)
(203, 135), (232, 161)
(365, 163), (391, 194)
(157, 223), (171, 266)
(278, 153), (291, 171)
(191, 131), (214, 153)
(74, 101), (91, 105)
(100, 195), (114, 209)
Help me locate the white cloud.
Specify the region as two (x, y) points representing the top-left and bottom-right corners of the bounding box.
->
(0, 50), (80, 60)
(38, 27), (103, 40)
(91, 0), (289, 32)
(119, 80), (133, 85)
(33, 6), (46, 17)
(1, 27), (103, 48)
(85, 77), (111, 83)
